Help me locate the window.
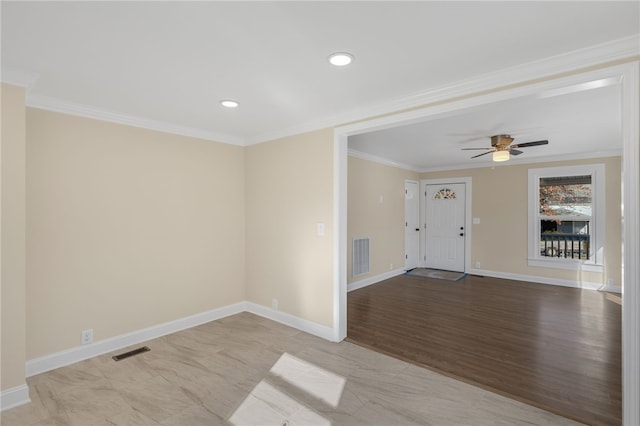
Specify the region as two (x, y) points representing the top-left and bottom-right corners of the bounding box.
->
(539, 175), (591, 260)
(528, 164), (605, 271)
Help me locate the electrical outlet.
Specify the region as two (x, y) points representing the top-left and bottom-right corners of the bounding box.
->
(475, 261), (481, 269)
(389, 263), (393, 270)
(272, 298), (278, 311)
(81, 329), (93, 345)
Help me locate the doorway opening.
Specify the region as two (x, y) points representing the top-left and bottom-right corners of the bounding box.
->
(334, 61), (639, 423)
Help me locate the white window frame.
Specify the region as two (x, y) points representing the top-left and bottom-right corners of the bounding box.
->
(527, 164), (605, 272)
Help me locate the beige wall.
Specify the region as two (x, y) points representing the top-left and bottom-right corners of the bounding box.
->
(1, 84), (28, 392)
(347, 156), (419, 282)
(347, 154), (621, 287)
(245, 129), (334, 327)
(26, 109), (246, 359)
(421, 156), (622, 287)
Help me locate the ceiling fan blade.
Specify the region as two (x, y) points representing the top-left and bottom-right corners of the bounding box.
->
(461, 147), (493, 151)
(471, 151), (493, 159)
(511, 140), (549, 148)
(510, 149), (524, 155)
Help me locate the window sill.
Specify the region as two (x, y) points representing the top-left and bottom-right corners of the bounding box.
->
(528, 258), (604, 273)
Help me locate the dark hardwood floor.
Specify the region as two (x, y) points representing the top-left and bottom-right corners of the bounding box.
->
(347, 274), (622, 426)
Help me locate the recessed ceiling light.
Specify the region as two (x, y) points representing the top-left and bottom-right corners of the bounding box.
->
(220, 99), (239, 108)
(328, 52), (354, 67)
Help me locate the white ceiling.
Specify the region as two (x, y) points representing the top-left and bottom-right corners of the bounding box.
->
(2, 1), (639, 155)
(348, 81), (623, 171)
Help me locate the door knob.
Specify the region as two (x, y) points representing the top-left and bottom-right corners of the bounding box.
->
(459, 233), (464, 237)
(460, 226), (464, 230)
(415, 228), (420, 231)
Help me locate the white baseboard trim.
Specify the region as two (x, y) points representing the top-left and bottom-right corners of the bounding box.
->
(22, 268), (621, 380)
(469, 268), (622, 294)
(347, 268), (406, 292)
(245, 302), (336, 342)
(26, 302), (246, 377)
(25, 300), (338, 377)
(1, 384), (30, 411)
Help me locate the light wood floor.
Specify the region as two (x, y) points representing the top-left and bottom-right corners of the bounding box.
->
(347, 274), (622, 426)
(2, 312), (581, 426)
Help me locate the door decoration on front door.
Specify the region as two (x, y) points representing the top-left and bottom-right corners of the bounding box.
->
(433, 188), (457, 199)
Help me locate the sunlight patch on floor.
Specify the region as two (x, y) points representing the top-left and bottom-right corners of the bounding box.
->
(228, 352), (345, 425)
(270, 353), (346, 408)
(228, 381), (330, 426)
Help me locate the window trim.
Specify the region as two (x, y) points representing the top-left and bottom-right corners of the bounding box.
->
(527, 164), (605, 272)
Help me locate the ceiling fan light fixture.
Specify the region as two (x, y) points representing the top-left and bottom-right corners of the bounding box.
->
(493, 150), (510, 162)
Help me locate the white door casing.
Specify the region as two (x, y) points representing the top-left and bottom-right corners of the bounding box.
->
(405, 180), (419, 270)
(424, 183), (466, 272)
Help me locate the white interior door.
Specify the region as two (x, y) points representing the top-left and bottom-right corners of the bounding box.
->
(404, 180), (419, 270)
(425, 183), (466, 272)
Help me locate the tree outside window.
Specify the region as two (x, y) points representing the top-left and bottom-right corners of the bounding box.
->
(539, 175), (592, 259)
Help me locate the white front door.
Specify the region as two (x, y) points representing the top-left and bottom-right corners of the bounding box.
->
(405, 180), (419, 270)
(425, 183), (466, 272)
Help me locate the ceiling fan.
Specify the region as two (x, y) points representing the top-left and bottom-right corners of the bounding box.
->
(462, 134), (549, 162)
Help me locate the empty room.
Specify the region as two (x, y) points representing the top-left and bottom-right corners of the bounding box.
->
(1, 2), (639, 426)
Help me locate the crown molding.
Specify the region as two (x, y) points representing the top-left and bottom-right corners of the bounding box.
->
(348, 149), (421, 172)
(26, 94), (246, 146)
(418, 150), (622, 173)
(1, 67), (40, 88)
(349, 147), (621, 174)
(247, 35), (639, 145)
(8, 36), (638, 148)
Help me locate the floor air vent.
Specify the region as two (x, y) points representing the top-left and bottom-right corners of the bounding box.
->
(353, 237), (370, 277)
(112, 346), (150, 361)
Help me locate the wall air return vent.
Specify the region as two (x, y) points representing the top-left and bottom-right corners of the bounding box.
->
(352, 237), (370, 277)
